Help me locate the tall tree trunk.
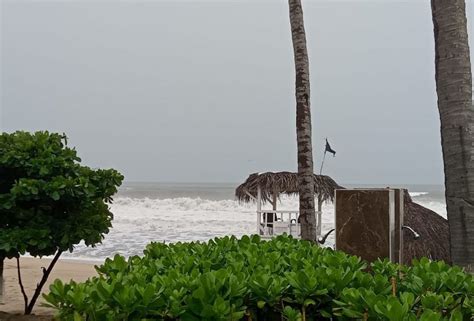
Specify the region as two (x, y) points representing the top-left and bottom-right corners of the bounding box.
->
(288, 0), (316, 241)
(431, 0), (474, 272)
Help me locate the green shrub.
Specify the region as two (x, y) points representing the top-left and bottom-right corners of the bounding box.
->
(0, 131), (123, 314)
(44, 235), (474, 320)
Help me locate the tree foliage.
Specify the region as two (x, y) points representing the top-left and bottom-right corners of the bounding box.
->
(0, 131), (123, 313)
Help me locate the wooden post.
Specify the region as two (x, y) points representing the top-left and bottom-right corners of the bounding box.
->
(272, 191), (277, 211)
(317, 196), (322, 237)
(257, 186), (262, 235)
(271, 188), (278, 236)
(272, 186), (278, 221)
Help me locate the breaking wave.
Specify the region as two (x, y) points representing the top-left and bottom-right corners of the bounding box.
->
(409, 192), (429, 197)
(62, 194), (446, 260)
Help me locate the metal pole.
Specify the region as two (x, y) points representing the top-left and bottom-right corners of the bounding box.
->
(319, 150), (327, 175)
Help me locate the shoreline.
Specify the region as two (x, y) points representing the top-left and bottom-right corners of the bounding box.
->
(20, 254), (105, 265)
(0, 257), (97, 316)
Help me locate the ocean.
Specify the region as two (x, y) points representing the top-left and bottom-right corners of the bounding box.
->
(62, 182), (447, 261)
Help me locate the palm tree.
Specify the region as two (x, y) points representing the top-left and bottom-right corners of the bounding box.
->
(288, 0), (317, 241)
(431, 0), (474, 272)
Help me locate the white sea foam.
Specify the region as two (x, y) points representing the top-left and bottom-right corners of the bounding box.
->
(62, 194), (447, 260)
(409, 192), (429, 197)
(417, 201), (446, 218)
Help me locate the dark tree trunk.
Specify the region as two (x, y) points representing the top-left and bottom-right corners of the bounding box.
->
(431, 0), (474, 272)
(16, 251), (63, 314)
(288, 0), (317, 241)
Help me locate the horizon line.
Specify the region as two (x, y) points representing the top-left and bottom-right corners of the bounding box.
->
(121, 180), (444, 186)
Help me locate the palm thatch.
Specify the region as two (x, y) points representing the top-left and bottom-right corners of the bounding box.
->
(403, 191), (451, 264)
(235, 172), (342, 204)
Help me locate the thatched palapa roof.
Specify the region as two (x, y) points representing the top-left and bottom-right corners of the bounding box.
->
(235, 171), (342, 204)
(403, 191), (451, 264)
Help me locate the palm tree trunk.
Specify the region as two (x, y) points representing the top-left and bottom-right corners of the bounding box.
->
(431, 0), (474, 272)
(288, 0), (316, 241)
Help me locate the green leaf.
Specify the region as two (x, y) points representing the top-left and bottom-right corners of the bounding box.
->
(342, 308), (363, 318)
(303, 298), (316, 307)
(449, 308), (463, 321)
(51, 191), (60, 200)
(420, 309), (441, 321)
(73, 311), (83, 321)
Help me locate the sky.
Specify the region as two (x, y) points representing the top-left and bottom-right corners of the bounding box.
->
(1, 0), (473, 184)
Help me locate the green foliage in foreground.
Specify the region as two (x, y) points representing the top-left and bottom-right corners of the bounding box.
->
(0, 131), (124, 258)
(44, 235), (474, 321)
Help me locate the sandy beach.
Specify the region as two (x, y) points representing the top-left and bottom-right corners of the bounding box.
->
(0, 257), (97, 319)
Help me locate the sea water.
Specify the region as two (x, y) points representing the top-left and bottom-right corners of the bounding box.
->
(62, 182), (447, 261)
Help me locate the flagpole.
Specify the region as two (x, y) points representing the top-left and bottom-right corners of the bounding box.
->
(319, 150), (327, 175)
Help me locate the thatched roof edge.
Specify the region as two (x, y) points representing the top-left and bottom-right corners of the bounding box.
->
(235, 172), (342, 204)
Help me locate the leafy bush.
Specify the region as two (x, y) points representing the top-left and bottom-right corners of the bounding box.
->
(0, 131), (123, 313)
(44, 235), (474, 320)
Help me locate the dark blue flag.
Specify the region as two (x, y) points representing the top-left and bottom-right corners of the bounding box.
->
(325, 139), (336, 156)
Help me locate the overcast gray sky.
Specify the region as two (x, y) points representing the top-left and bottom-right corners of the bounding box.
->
(1, 0), (473, 184)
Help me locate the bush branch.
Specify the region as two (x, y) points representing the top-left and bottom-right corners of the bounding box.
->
(16, 256), (29, 314)
(25, 250), (63, 314)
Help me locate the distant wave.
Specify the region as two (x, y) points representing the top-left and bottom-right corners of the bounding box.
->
(113, 197), (255, 212)
(409, 192), (429, 197)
